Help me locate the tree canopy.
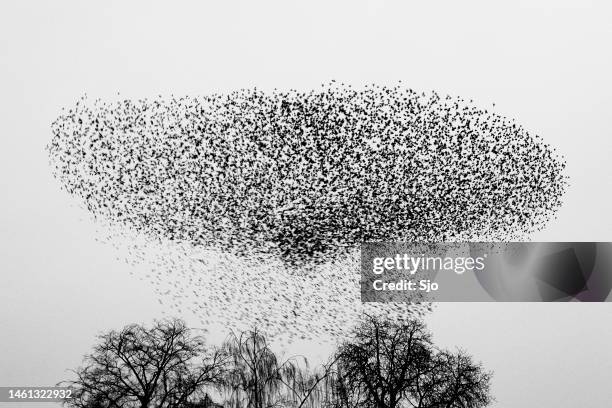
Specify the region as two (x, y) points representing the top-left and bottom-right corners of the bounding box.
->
(62, 317), (492, 408)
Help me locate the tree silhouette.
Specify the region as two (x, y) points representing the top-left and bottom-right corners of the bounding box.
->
(60, 317), (493, 408)
(279, 355), (339, 408)
(61, 319), (226, 408)
(332, 315), (492, 408)
(222, 328), (295, 408)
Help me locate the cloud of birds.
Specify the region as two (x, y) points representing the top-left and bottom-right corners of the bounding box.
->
(47, 82), (567, 344)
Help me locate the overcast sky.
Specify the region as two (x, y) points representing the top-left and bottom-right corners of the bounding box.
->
(1, 1), (611, 407)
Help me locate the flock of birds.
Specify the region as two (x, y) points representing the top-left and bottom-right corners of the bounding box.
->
(47, 82), (567, 344)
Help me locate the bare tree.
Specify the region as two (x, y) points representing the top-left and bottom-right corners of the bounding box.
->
(223, 328), (342, 408)
(412, 350), (492, 408)
(279, 355), (339, 408)
(333, 315), (492, 408)
(61, 319), (226, 408)
(222, 328), (292, 408)
(321, 362), (365, 408)
(60, 317), (492, 408)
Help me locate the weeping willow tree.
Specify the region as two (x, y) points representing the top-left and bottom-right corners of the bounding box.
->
(221, 328), (337, 408)
(222, 328), (290, 408)
(280, 355), (340, 408)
